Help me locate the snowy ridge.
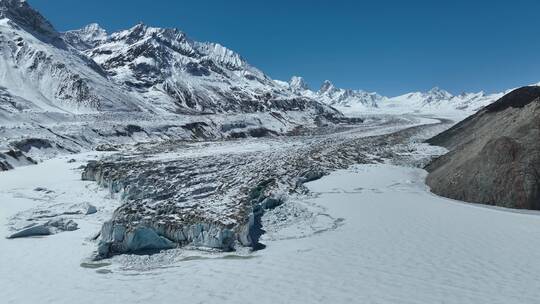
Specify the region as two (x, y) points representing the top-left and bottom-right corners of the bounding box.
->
(282, 76), (509, 117)
(285, 77), (383, 110)
(67, 23), (326, 114)
(0, 0), (336, 116)
(63, 23), (107, 50)
(0, 0), (145, 114)
(382, 87), (506, 116)
(317, 80), (383, 108)
(0, 0), (517, 118)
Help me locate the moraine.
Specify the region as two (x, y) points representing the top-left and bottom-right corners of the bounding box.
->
(80, 115), (448, 258)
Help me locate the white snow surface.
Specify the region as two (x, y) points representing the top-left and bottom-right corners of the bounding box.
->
(2, 153), (540, 303)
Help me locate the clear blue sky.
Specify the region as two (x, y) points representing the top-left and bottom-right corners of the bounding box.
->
(29, 0), (540, 96)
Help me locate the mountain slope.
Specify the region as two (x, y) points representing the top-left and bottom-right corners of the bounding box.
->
(65, 23), (327, 114)
(425, 86), (540, 210)
(0, 0), (336, 117)
(0, 0), (145, 114)
(0, 0), (344, 171)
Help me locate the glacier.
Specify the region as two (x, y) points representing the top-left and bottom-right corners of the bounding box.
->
(1, 1), (540, 303)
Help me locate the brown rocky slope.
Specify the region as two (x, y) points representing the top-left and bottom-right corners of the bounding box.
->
(425, 86), (540, 210)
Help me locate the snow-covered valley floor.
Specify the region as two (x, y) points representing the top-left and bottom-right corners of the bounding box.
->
(1, 118), (540, 304)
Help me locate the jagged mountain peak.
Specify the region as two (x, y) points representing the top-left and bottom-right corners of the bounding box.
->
(194, 41), (246, 71)
(422, 87), (454, 104)
(59, 17), (326, 113)
(89, 22), (251, 74)
(0, 0), (57, 38)
(427, 86), (453, 98)
(113, 22), (188, 43)
(80, 23), (107, 38)
(113, 23), (248, 71)
(292, 80), (383, 108)
(289, 76), (309, 92)
(63, 23), (107, 50)
(319, 80), (335, 93)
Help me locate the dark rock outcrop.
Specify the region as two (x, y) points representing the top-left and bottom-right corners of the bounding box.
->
(426, 86), (540, 210)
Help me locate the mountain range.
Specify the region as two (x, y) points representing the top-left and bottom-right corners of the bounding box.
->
(0, 0), (332, 116)
(0, 0), (522, 120)
(281, 76), (509, 116)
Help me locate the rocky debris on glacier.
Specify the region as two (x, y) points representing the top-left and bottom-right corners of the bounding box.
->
(0, 108), (350, 173)
(83, 117), (450, 259)
(426, 86), (540, 210)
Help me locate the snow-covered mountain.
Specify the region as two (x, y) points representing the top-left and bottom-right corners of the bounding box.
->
(0, 0), (333, 116)
(382, 87), (505, 115)
(284, 77), (383, 110)
(317, 80), (383, 108)
(0, 0), (346, 171)
(63, 23), (107, 50)
(282, 76), (507, 117)
(0, 0), (143, 114)
(289, 76), (310, 92)
(63, 23), (323, 114)
(0, 0), (528, 131)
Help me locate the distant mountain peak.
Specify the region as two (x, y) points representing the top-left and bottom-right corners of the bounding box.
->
(320, 80), (335, 93)
(63, 23), (107, 50)
(289, 76), (309, 92)
(83, 23), (107, 35)
(424, 87), (453, 103)
(428, 86), (452, 96)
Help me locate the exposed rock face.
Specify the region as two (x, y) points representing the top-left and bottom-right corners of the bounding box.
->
(426, 86), (540, 210)
(0, 149), (36, 171)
